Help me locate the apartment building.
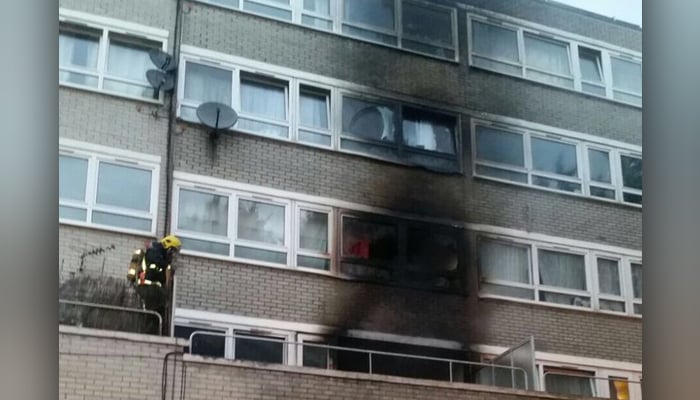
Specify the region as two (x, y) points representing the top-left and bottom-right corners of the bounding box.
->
(58, 0), (642, 399)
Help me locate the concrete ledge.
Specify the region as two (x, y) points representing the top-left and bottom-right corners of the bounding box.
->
(59, 324), (188, 347)
(182, 354), (589, 400)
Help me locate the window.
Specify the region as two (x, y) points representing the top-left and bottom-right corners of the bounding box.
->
(631, 263), (642, 315)
(611, 56), (642, 105)
(239, 73), (289, 138)
(340, 216), (398, 281)
(181, 62), (233, 121)
(523, 33), (573, 88)
(173, 175), (464, 292)
(179, 53), (461, 171)
(59, 140), (159, 234)
(537, 249), (588, 307)
(620, 155), (642, 205)
(544, 367), (595, 397)
(468, 14), (642, 106)
(341, 94), (459, 171)
(343, 0), (396, 45)
(194, 0), (457, 60)
(233, 331), (286, 363)
(477, 233), (642, 316)
(297, 207), (331, 271)
(174, 325), (227, 358)
(58, 12), (166, 100)
(473, 120), (642, 207)
(298, 86), (331, 146)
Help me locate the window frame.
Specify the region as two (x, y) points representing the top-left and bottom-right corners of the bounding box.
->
(467, 13), (642, 108)
(59, 139), (160, 236)
(194, 0), (458, 61)
(58, 9), (168, 103)
(294, 203), (334, 272)
(472, 118), (642, 208)
(177, 49), (462, 172)
(476, 232), (642, 317)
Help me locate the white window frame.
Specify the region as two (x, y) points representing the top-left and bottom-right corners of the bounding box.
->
(58, 8), (169, 103)
(194, 0), (458, 61)
(467, 12), (642, 108)
(177, 47), (462, 171)
(234, 193), (292, 264)
(294, 203), (334, 272)
(59, 138), (160, 236)
(238, 72), (292, 139)
(618, 151), (643, 205)
(472, 118), (642, 208)
(475, 230), (642, 317)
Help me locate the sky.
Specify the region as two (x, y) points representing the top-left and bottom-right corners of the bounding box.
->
(553, 0), (642, 26)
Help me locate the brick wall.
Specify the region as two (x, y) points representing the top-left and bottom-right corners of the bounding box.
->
(59, 326), (594, 400)
(174, 254), (642, 363)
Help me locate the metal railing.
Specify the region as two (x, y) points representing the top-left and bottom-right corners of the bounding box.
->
(59, 299), (163, 334)
(187, 331), (529, 389)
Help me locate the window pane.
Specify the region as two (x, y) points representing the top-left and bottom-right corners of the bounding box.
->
(243, 0), (292, 20)
(302, 15), (333, 30)
(475, 126), (524, 167)
(181, 237), (230, 255)
(342, 217), (397, 263)
(59, 31), (99, 70)
(302, 341), (329, 368)
(299, 210), (328, 252)
(532, 176), (582, 193)
(578, 48), (602, 83)
(343, 0), (395, 31)
(402, 2), (452, 45)
(91, 211), (152, 231)
(60, 206), (87, 221)
(299, 130), (332, 146)
(623, 192), (642, 204)
(545, 371), (594, 397)
(610, 378), (630, 400)
(479, 240), (530, 284)
(59, 156), (88, 201)
(237, 200), (285, 245)
(531, 137), (578, 177)
(600, 300), (625, 312)
(588, 149), (611, 183)
(343, 97), (396, 142)
(241, 76), (287, 121)
(611, 57), (642, 94)
(538, 249), (586, 290)
(524, 34), (571, 76)
(304, 0), (329, 15)
(597, 258), (621, 295)
(177, 189), (229, 236)
(300, 87), (329, 129)
(590, 186), (616, 199)
(620, 155), (642, 190)
(96, 163), (151, 211)
(184, 62), (232, 105)
(207, 0), (239, 8)
(297, 255), (330, 271)
(235, 333), (284, 363)
(406, 228), (459, 274)
(472, 20), (519, 62)
(480, 283), (534, 299)
(107, 36), (157, 82)
(174, 326), (226, 358)
(631, 263), (642, 299)
(402, 107), (456, 154)
(475, 165), (528, 183)
(235, 246), (287, 263)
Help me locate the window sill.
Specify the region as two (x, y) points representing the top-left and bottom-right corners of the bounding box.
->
(468, 65), (642, 110)
(59, 218), (157, 238)
(473, 174), (643, 210)
(192, 0), (460, 64)
(59, 82), (164, 105)
(478, 294), (642, 320)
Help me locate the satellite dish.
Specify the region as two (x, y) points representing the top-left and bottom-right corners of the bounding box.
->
(196, 102), (238, 132)
(148, 49), (176, 71)
(146, 69), (175, 92)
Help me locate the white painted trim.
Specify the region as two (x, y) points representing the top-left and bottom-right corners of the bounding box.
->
(470, 344), (642, 373)
(59, 138), (162, 164)
(174, 308), (462, 349)
(59, 8), (170, 42)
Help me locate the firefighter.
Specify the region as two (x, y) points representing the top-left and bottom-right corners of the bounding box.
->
(127, 235), (181, 325)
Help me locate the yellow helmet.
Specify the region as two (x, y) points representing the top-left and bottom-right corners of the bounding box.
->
(160, 234), (182, 250)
